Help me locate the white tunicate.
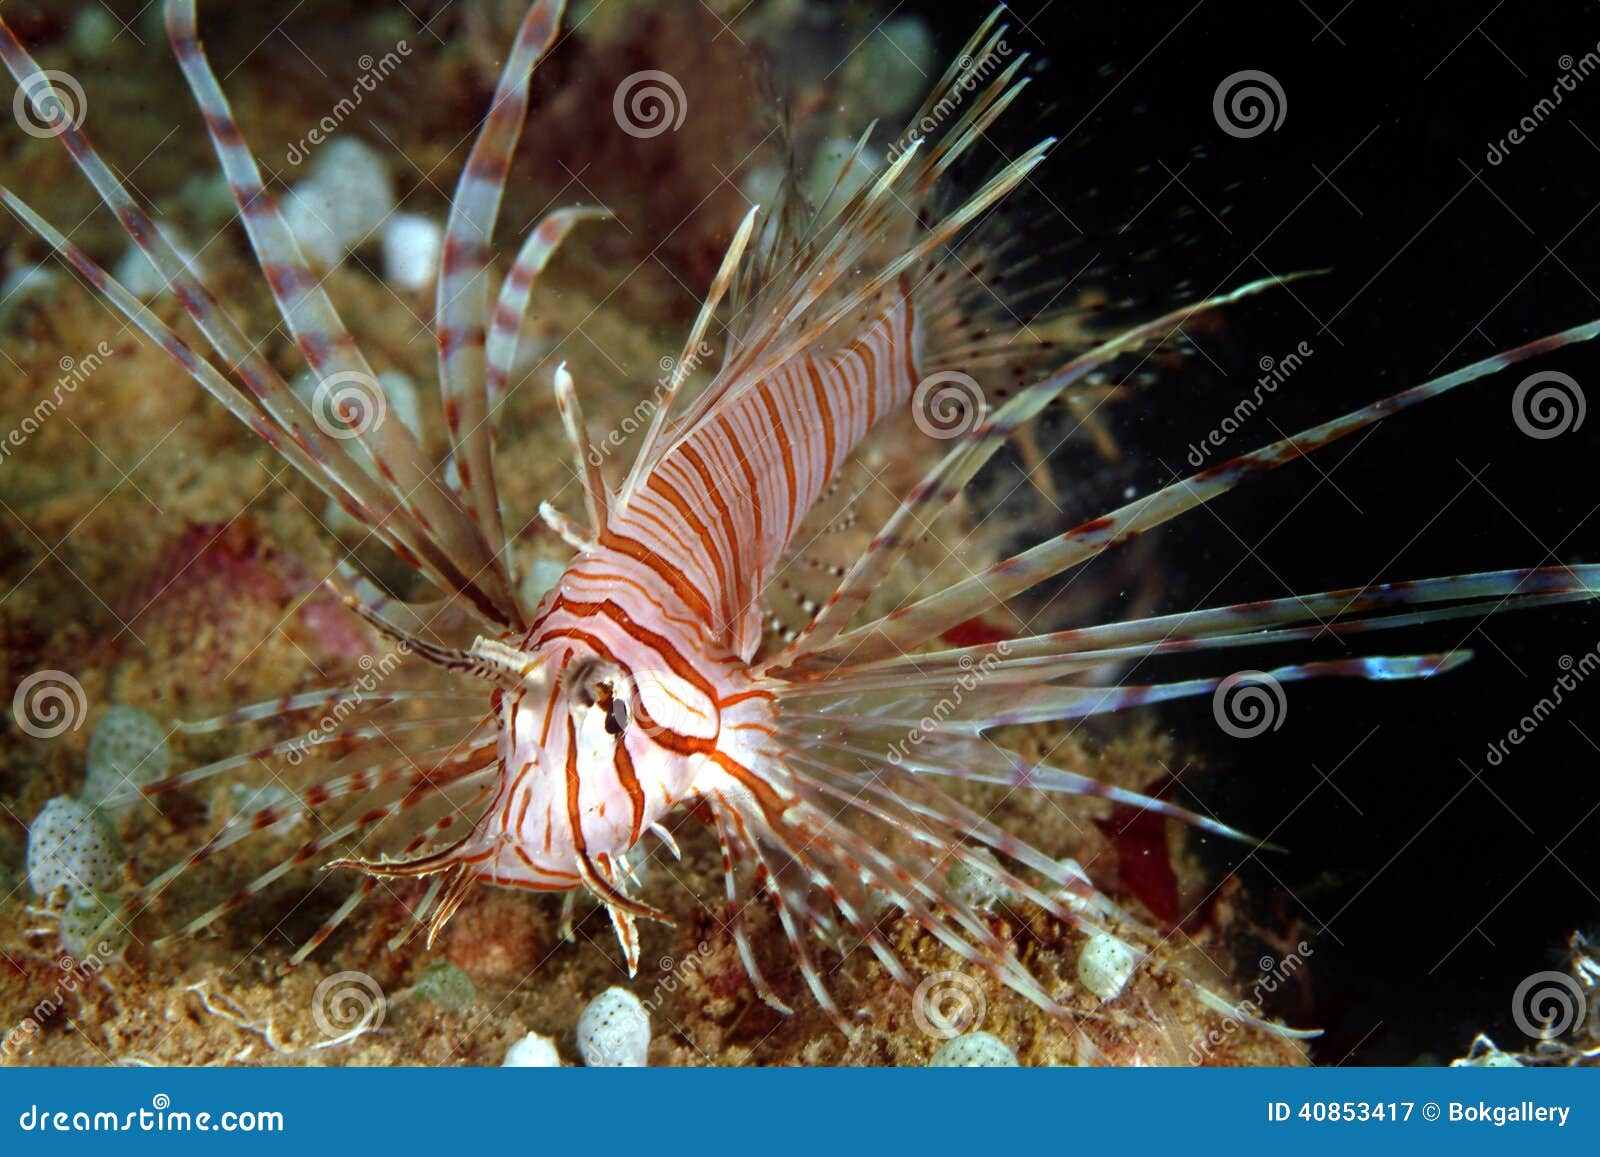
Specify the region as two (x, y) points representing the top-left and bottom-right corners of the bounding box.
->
(70, 6), (120, 59)
(1077, 932), (1139, 1002)
(378, 370), (424, 439)
(1462, 1049), (1523, 1068)
(868, 16), (937, 119)
(305, 137), (397, 250)
(26, 797), (124, 897)
(0, 264), (61, 328)
(576, 986), (650, 1067)
(1451, 1034), (1524, 1067)
(502, 1031), (562, 1067)
(806, 137), (879, 214)
(58, 888), (125, 960)
(519, 556), (569, 610)
(282, 184), (347, 269)
(947, 849), (1016, 911)
(1053, 857), (1103, 918)
(381, 212), (444, 292)
(928, 1031), (1019, 1067)
(220, 782), (303, 831)
(83, 704), (170, 811)
(740, 163), (785, 211)
(112, 222), (202, 300)
(177, 172), (238, 228)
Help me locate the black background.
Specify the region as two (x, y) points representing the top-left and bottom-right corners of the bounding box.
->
(902, 0), (1600, 1064)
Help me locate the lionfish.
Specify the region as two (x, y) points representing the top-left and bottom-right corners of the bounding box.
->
(4, 0), (1598, 1053)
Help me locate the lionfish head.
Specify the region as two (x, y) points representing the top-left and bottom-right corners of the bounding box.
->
(341, 619), (713, 965)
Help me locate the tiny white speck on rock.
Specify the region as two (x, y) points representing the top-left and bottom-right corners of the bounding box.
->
(577, 986), (650, 1067)
(83, 704), (170, 812)
(502, 1031), (562, 1067)
(26, 796), (124, 897)
(1078, 932), (1140, 1002)
(928, 1031), (1019, 1067)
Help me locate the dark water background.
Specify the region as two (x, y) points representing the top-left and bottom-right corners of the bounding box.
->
(905, 0), (1600, 1064)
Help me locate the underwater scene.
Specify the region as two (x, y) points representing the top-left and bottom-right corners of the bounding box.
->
(0, 0), (1597, 1070)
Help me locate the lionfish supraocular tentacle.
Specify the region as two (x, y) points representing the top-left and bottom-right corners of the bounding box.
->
(7, 0), (1600, 1061)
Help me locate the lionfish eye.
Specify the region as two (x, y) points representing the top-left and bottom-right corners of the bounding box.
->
(604, 695), (629, 736)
